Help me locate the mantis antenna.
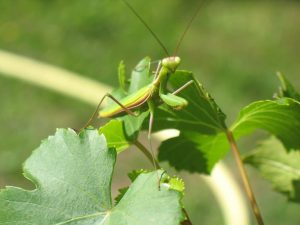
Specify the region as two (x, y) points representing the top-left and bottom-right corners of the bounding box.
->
(121, 0), (170, 57)
(174, 0), (208, 56)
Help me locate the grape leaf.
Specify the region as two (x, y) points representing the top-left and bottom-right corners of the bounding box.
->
(158, 132), (229, 174)
(152, 70), (227, 173)
(153, 70), (227, 135)
(115, 170), (185, 209)
(231, 98), (300, 150)
(244, 136), (300, 202)
(0, 129), (184, 225)
(158, 91), (300, 173)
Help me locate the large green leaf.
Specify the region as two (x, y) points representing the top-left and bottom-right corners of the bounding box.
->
(244, 137), (300, 202)
(154, 70), (227, 173)
(231, 98), (300, 150)
(157, 88), (300, 174)
(154, 70), (227, 135)
(158, 132), (229, 174)
(0, 129), (184, 225)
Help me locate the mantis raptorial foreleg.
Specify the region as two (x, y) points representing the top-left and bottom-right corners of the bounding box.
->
(80, 93), (138, 131)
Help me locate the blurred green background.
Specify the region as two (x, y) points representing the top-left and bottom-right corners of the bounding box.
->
(0, 0), (299, 224)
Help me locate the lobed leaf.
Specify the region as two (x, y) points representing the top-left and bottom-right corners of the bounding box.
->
(154, 70), (227, 173)
(154, 70), (227, 135)
(158, 132), (229, 174)
(158, 75), (300, 174)
(244, 136), (300, 202)
(231, 98), (300, 150)
(0, 129), (185, 225)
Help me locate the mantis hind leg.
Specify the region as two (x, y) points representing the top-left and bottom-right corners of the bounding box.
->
(79, 93), (137, 132)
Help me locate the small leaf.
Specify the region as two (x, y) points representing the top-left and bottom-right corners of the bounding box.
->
(102, 58), (152, 116)
(128, 57), (152, 94)
(167, 177), (185, 194)
(276, 72), (300, 101)
(99, 119), (130, 152)
(244, 136), (300, 202)
(99, 112), (149, 153)
(231, 98), (300, 150)
(0, 129), (185, 225)
(122, 110), (150, 140)
(158, 132), (229, 174)
(128, 169), (150, 182)
(115, 187), (129, 204)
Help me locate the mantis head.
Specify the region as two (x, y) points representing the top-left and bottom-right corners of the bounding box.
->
(162, 56), (181, 73)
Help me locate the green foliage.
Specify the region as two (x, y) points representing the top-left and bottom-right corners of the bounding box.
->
(0, 129), (184, 225)
(244, 137), (300, 202)
(1, 1), (300, 223)
(159, 132), (229, 174)
(127, 57), (152, 94)
(99, 119), (130, 152)
(153, 70), (227, 134)
(2, 57), (300, 224)
(276, 72), (300, 101)
(153, 71), (228, 173)
(232, 98), (300, 150)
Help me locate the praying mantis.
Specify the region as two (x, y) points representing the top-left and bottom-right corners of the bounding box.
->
(83, 0), (205, 168)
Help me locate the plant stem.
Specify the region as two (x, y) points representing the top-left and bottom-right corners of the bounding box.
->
(134, 140), (194, 225)
(134, 140), (160, 169)
(226, 131), (265, 225)
(181, 208), (193, 225)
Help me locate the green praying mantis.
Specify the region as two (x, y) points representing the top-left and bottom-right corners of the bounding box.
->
(83, 0), (205, 168)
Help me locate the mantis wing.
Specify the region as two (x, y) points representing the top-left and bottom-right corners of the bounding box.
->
(99, 84), (153, 118)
